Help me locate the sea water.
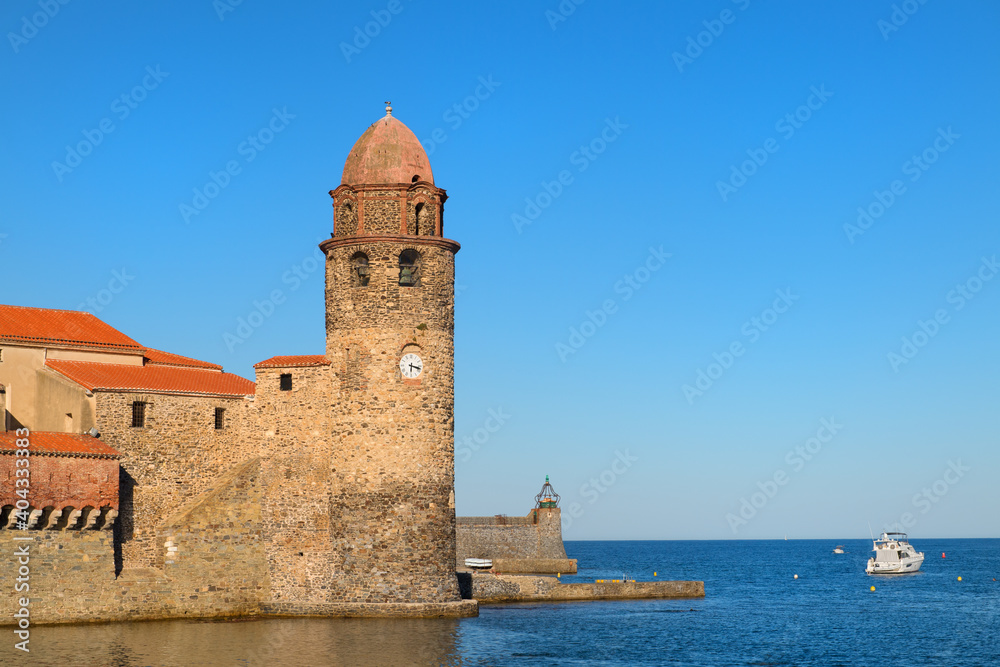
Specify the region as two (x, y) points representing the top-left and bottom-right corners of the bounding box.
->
(17, 539), (999, 666)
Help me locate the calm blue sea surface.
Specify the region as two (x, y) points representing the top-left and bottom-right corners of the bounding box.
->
(19, 539), (1000, 666)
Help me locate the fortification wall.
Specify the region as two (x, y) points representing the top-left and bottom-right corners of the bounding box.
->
(1, 453), (476, 625)
(1, 531), (119, 624)
(532, 508), (569, 560)
(155, 457), (268, 617)
(0, 457), (266, 624)
(457, 517), (540, 560)
(253, 364), (335, 604)
(456, 508), (569, 566)
(95, 391), (257, 569)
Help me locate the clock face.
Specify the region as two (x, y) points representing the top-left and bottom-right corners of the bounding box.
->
(399, 353), (423, 379)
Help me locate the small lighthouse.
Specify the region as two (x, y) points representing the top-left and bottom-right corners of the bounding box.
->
(535, 475), (561, 509)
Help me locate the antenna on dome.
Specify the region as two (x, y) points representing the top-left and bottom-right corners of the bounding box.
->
(384, 101), (392, 116)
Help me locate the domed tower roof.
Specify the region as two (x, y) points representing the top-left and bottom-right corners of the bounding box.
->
(341, 105), (433, 186)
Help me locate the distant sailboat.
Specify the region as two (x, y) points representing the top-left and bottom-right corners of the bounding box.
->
(784, 534), (788, 541)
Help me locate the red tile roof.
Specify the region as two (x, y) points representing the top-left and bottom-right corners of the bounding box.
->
(144, 348), (223, 370)
(0, 304), (144, 353)
(45, 360), (256, 397)
(254, 354), (330, 369)
(0, 431), (121, 458)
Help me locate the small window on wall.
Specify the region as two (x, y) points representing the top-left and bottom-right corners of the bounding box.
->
(0, 348), (4, 362)
(131, 401), (146, 428)
(398, 249), (420, 287)
(214, 408), (225, 430)
(280, 374), (292, 391)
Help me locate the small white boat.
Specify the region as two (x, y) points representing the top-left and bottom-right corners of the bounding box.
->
(833, 545), (845, 554)
(866, 532), (923, 574)
(464, 558), (493, 569)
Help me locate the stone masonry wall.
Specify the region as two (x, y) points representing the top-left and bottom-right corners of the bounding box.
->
(469, 573), (705, 604)
(253, 365), (336, 604)
(0, 522), (474, 626)
(456, 508), (568, 565)
(324, 240), (455, 338)
(94, 391), (257, 569)
(532, 507), (569, 560)
(337, 200), (358, 237)
(155, 457), (268, 618)
(405, 185), (442, 237)
(360, 193), (401, 235)
(1, 457), (267, 625)
(321, 238), (460, 604)
(331, 184), (445, 239)
(0, 531), (121, 624)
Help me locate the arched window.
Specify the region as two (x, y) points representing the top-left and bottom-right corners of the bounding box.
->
(413, 203), (424, 236)
(398, 250), (420, 287)
(351, 252), (370, 287)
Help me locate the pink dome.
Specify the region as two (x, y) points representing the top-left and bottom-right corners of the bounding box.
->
(341, 110), (433, 186)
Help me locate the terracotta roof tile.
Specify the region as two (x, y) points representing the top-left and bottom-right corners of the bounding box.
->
(45, 360), (255, 397)
(0, 431), (121, 458)
(0, 304), (143, 353)
(254, 354), (330, 369)
(144, 348), (223, 370)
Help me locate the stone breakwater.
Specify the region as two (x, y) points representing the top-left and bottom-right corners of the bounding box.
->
(460, 572), (704, 604)
(260, 600), (478, 618)
(488, 558), (577, 574)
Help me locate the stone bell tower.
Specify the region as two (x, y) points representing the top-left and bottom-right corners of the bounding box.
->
(319, 105), (464, 605)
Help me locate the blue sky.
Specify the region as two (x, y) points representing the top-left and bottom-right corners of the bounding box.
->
(1, 1), (997, 539)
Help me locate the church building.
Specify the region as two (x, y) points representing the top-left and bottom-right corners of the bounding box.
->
(0, 107), (477, 622)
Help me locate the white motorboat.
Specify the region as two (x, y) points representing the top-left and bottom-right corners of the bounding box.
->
(464, 558), (493, 569)
(865, 532), (923, 574)
(833, 545), (845, 554)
